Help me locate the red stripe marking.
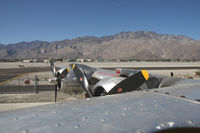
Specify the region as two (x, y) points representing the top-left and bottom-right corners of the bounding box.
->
(97, 72), (119, 77)
(117, 88), (123, 93)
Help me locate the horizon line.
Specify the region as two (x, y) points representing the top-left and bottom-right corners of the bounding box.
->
(0, 30), (198, 45)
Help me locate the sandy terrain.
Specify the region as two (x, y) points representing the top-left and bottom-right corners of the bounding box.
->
(0, 91), (82, 103)
(0, 62), (50, 68)
(56, 61), (200, 68)
(1, 61), (200, 68)
(0, 102), (53, 112)
(0, 91), (83, 112)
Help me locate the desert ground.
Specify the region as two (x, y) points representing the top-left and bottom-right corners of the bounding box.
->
(0, 61), (200, 112)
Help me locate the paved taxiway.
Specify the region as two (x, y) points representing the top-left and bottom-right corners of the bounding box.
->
(0, 67), (51, 84)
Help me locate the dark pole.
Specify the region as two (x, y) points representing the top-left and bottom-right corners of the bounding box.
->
(170, 72), (174, 77)
(34, 75), (37, 93)
(18, 77), (21, 93)
(34, 75), (40, 93)
(55, 85), (57, 102)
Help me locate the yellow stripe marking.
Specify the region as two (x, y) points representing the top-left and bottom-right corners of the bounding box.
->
(141, 70), (149, 80)
(0, 74), (27, 85)
(72, 64), (75, 69)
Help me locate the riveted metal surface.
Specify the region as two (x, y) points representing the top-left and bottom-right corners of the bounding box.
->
(150, 80), (200, 101)
(0, 91), (200, 133)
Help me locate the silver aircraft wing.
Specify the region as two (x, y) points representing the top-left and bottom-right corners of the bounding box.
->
(0, 84), (200, 133)
(91, 68), (120, 80)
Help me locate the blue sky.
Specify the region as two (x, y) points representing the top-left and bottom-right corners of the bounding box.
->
(0, 0), (199, 44)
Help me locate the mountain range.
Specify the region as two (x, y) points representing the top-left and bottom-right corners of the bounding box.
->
(0, 31), (200, 60)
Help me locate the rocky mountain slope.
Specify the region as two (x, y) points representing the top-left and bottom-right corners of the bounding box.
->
(0, 31), (200, 60)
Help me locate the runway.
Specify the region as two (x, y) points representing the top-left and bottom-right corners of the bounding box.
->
(0, 67), (51, 84)
(0, 67), (53, 93)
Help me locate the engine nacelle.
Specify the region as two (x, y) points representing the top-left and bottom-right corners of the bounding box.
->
(93, 76), (125, 96)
